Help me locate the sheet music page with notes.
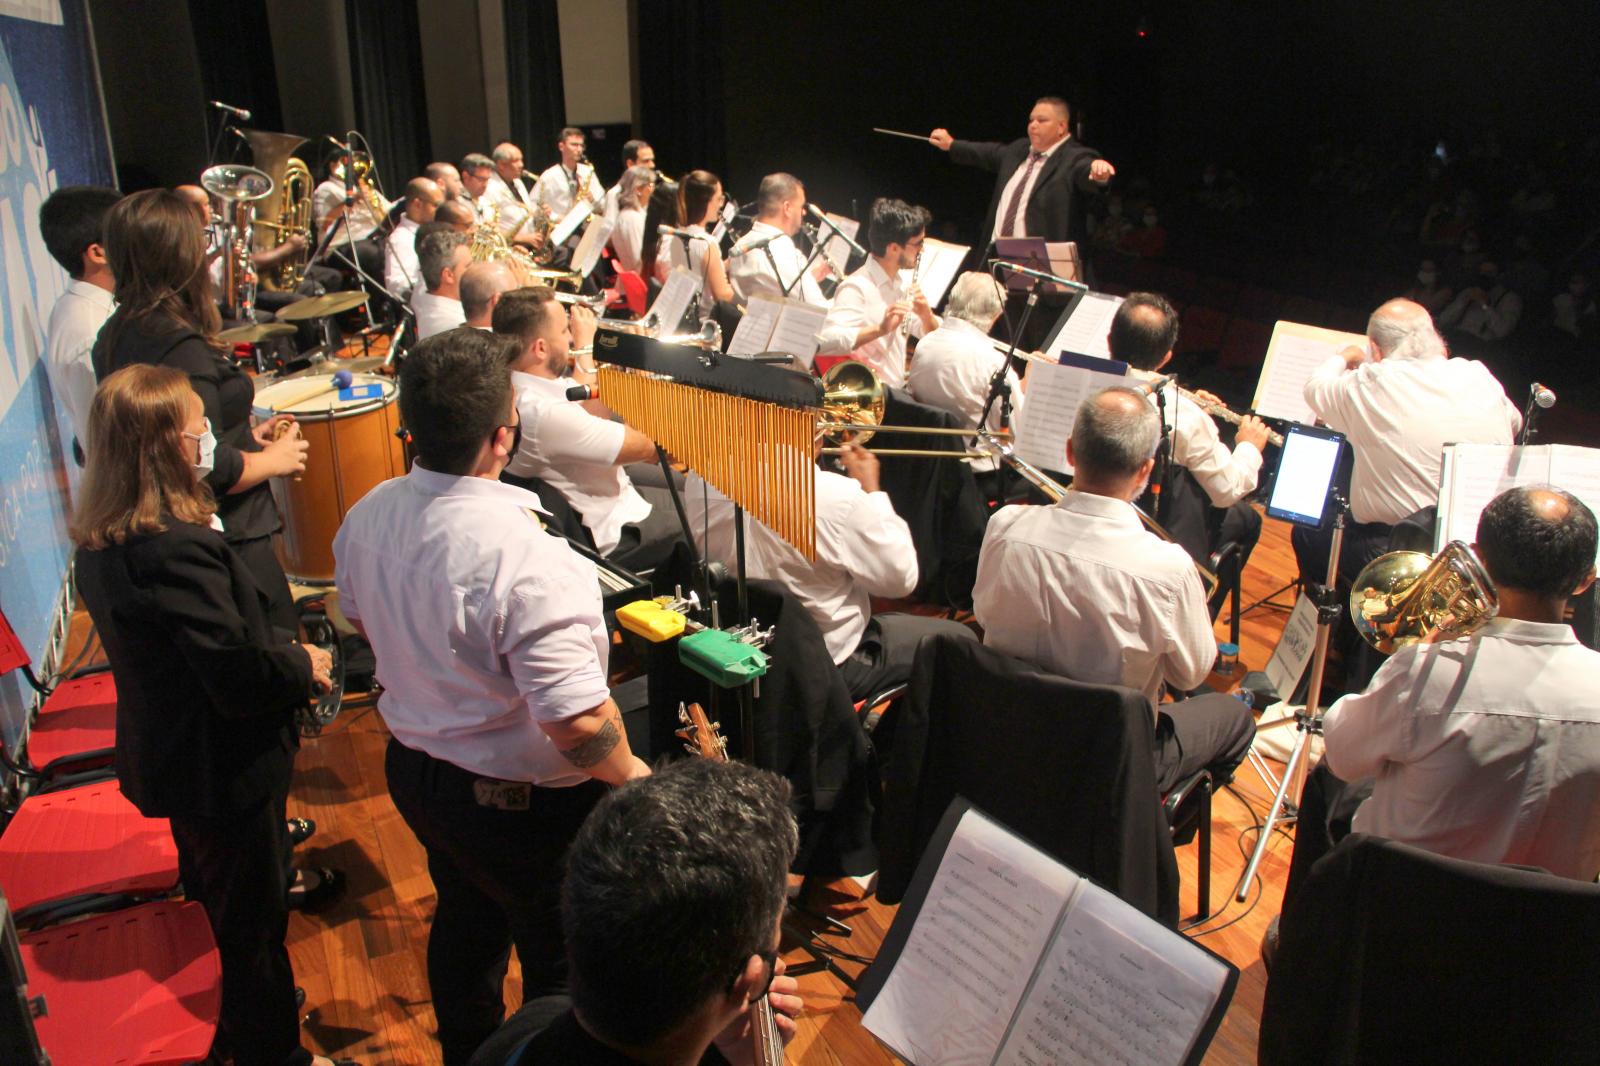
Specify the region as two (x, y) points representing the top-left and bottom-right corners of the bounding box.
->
(1252, 320), (1367, 425)
(1013, 360), (1129, 474)
(647, 268), (700, 336)
(572, 216), (613, 277)
(1044, 292), (1124, 361)
(1436, 444), (1600, 561)
(861, 810), (1079, 1066)
(898, 237), (971, 308)
(727, 294), (783, 356)
(822, 212), (860, 270)
(551, 199), (596, 246)
(768, 301), (827, 361)
(994, 881), (1229, 1066)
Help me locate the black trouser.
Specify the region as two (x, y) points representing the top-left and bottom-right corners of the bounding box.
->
(384, 738), (607, 1066)
(229, 534), (300, 640)
(170, 780), (307, 1066)
(837, 614), (977, 704)
(1290, 516), (1395, 589)
(1209, 499), (1263, 618)
(1152, 692), (1257, 794)
(1280, 760), (1374, 917)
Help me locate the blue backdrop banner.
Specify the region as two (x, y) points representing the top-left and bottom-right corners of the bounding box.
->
(0, 0), (115, 747)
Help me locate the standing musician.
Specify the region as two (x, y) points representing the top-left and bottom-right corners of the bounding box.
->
(485, 142), (544, 249)
(385, 176), (444, 304)
(459, 153), (497, 223)
(1109, 293), (1270, 607)
(535, 126), (605, 258)
(929, 96), (1116, 249)
(39, 184), (121, 466)
(816, 197), (938, 389)
(333, 329), (651, 1066)
(1292, 297), (1521, 586)
(725, 172), (830, 311)
(468, 760), (802, 1066)
(973, 387), (1254, 792)
(686, 441), (975, 703)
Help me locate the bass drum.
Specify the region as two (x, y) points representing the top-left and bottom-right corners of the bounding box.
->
(252, 371), (407, 583)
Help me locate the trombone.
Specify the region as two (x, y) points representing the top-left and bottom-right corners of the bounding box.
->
(814, 361), (1004, 460)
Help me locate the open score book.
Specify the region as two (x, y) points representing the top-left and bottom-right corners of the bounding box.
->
(858, 800), (1236, 1066)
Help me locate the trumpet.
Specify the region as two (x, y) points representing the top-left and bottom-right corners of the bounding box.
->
(1175, 385), (1284, 447)
(553, 290), (608, 309)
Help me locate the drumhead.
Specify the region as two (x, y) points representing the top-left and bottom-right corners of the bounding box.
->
(252, 372), (397, 421)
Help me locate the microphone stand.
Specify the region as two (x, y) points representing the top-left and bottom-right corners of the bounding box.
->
(1518, 384), (1551, 445)
(1152, 379), (1172, 525)
(979, 269), (1045, 505)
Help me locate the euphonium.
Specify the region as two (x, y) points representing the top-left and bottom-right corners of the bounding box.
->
(241, 129), (311, 292)
(200, 163), (274, 320)
(1349, 541), (1499, 654)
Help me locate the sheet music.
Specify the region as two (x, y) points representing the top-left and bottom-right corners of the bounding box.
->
(710, 200), (737, 243)
(648, 268), (700, 337)
(769, 302), (826, 361)
(551, 199), (595, 246)
(862, 810), (1079, 1066)
(572, 216), (613, 278)
(1013, 360), (1129, 474)
(726, 294), (783, 356)
(996, 881), (1229, 1066)
(1044, 292), (1124, 361)
(822, 212), (860, 271)
(901, 237), (971, 308)
(1044, 241), (1081, 284)
(1550, 447), (1600, 549)
(1252, 321), (1367, 425)
(1435, 444), (1600, 562)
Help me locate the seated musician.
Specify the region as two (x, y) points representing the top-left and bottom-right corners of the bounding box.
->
(725, 173), (830, 311)
(492, 287), (682, 571)
(905, 270), (1021, 485)
(309, 149), (387, 281)
(973, 386), (1254, 792)
(412, 224), (470, 340)
(385, 176), (444, 304)
(485, 142), (544, 249)
(1271, 487), (1600, 950)
(600, 138), (656, 227)
(424, 161), (464, 201)
(459, 152), (496, 224)
(815, 198), (938, 389)
(685, 440), (975, 703)
(608, 164), (658, 275)
(467, 759), (802, 1066)
(436, 199), (477, 234)
(1292, 297), (1521, 586)
(1109, 293), (1269, 609)
(658, 170), (737, 321)
(461, 261), (519, 330)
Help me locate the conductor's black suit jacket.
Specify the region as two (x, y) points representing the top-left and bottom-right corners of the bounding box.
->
(950, 135), (1105, 246)
(75, 520), (312, 820)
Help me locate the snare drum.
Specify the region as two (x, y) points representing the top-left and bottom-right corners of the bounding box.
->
(252, 371), (407, 583)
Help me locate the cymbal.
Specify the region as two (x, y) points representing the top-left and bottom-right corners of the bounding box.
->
(217, 322), (298, 343)
(276, 290), (370, 321)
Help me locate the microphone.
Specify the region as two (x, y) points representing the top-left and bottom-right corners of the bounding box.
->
(657, 224), (707, 241)
(1531, 382), (1557, 409)
(210, 100), (251, 121)
(729, 231), (779, 257)
(324, 134), (351, 152)
(989, 259), (1086, 289)
(566, 383), (598, 402)
(1132, 373), (1176, 397)
(806, 204), (866, 258)
(225, 126), (248, 142)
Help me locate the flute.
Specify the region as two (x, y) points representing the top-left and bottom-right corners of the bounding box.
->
(1176, 385), (1284, 447)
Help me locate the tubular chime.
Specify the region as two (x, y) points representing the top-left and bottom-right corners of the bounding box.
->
(592, 329), (826, 561)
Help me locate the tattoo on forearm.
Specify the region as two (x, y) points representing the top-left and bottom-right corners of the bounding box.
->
(560, 716), (621, 768)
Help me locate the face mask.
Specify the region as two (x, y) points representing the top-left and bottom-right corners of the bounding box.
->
(1418, 270), (1438, 286)
(184, 419), (216, 477)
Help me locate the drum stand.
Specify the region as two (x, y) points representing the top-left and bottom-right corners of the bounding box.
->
(1234, 492), (1348, 901)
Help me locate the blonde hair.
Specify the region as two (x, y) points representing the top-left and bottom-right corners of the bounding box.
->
(71, 364), (216, 549)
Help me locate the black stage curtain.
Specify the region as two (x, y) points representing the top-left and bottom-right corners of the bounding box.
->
(344, 0), (432, 195)
(503, 0), (566, 157)
(636, 0), (727, 180)
(188, 0), (283, 144)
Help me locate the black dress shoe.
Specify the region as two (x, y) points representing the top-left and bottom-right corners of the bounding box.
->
(287, 866), (346, 911)
(295, 986), (307, 1011)
(286, 817), (317, 845)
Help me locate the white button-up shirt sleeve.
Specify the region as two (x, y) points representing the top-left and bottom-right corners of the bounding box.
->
(821, 488), (919, 600)
(501, 575), (614, 723)
(816, 272), (874, 355)
(1166, 389), (1262, 508)
(1320, 650), (1416, 783)
(385, 220), (420, 302)
(1162, 564), (1216, 693)
(532, 401), (626, 466)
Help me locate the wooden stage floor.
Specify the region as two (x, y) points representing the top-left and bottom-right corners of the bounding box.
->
(273, 508), (1302, 1065)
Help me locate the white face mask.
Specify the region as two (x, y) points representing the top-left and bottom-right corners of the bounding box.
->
(184, 418), (216, 477)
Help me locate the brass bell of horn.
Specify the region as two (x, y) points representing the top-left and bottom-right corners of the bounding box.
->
(1349, 541), (1499, 654)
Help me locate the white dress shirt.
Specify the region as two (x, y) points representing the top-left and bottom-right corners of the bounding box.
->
(905, 317), (1021, 473)
(600, 183), (622, 228)
(484, 172), (539, 239)
(610, 207), (646, 274)
(727, 221), (828, 309)
(974, 492), (1215, 708)
(1304, 353), (1521, 524)
(507, 371), (651, 555)
(1131, 368), (1262, 508)
(44, 279), (114, 451)
(992, 136), (1066, 241)
(333, 465), (610, 786)
(684, 469), (918, 664)
(385, 215), (421, 302)
(412, 288), (466, 340)
(535, 163), (604, 227)
(1323, 617), (1600, 881)
(816, 258), (928, 389)
(312, 177), (381, 241)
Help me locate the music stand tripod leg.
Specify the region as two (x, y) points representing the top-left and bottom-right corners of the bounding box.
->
(1234, 497), (1348, 901)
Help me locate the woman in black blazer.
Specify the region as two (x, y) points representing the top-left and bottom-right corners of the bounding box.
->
(91, 187), (308, 635)
(72, 365), (352, 1066)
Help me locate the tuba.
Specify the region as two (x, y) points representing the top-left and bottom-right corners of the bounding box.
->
(1349, 541), (1499, 654)
(241, 130), (312, 292)
(200, 163), (274, 320)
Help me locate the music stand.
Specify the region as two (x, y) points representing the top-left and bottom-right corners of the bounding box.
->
(1235, 424), (1349, 901)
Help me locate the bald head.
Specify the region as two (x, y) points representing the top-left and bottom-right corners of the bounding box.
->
(1068, 386), (1160, 495)
(1477, 486), (1598, 600)
(460, 260), (519, 325)
(404, 177), (444, 224)
(1367, 298), (1446, 361)
(436, 199), (475, 233)
(425, 161), (463, 200)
